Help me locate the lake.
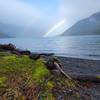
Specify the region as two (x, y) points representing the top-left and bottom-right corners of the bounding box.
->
(0, 35), (100, 60)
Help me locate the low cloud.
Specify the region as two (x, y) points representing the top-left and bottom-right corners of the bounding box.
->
(0, 0), (41, 26)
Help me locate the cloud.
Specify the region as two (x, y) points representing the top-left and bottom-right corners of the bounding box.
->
(0, 0), (63, 37)
(0, 0), (41, 26)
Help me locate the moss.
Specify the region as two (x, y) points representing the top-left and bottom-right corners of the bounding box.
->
(0, 52), (10, 57)
(0, 76), (7, 87)
(0, 52), (50, 85)
(0, 52), (11, 62)
(0, 55), (34, 75)
(0, 52), (51, 86)
(0, 51), (80, 99)
(46, 81), (54, 90)
(40, 93), (55, 100)
(32, 59), (50, 82)
(96, 75), (100, 79)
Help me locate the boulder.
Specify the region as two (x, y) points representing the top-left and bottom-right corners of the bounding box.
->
(45, 57), (62, 70)
(29, 53), (41, 60)
(18, 50), (31, 55)
(10, 50), (21, 55)
(0, 44), (16, 51)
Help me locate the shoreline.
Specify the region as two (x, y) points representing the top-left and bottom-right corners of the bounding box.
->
(0, 43), (100, 81)
(57, 56), (100, 82)
(0, 43), (100, 82)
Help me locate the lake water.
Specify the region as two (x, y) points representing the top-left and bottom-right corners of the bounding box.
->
(0, 35), (100, 60)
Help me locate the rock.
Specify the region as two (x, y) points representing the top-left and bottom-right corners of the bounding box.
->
(39, 53), (54, 56)
(0, 44), (16, 51)
(29, 53), (41, 60)
(29, 53), (54, 60)
(10, 50), (21, 55)
(45, 57), (62, 70)
(51, 70), (62, 77)
(18, 50), (31, 55)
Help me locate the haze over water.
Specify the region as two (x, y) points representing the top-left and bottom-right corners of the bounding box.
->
(0, 35), (100, 60)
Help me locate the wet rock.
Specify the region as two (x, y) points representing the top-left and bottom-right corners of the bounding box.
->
(18, 50), (31, 55)
(29, 53), (54, 60)
(39, 53), (54, 56)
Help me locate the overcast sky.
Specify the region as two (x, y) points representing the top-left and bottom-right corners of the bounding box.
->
(0, 0), (100, 36)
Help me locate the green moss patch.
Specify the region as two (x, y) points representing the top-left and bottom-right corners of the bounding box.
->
(0, 76), (7, 87)
(0, 51), (81, 100)
(32, 59), (50, 82)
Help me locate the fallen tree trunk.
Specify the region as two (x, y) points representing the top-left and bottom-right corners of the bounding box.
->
(54, 62), (72, 80)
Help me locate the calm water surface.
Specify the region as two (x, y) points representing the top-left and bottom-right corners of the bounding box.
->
(0, 35), (100, 60)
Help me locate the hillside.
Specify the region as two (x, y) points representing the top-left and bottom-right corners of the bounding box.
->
(63, 12), (100, 35)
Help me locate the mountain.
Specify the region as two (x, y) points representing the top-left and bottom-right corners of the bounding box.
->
(63, 12), (100, 35)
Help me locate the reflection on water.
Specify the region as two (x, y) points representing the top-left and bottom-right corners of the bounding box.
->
(0, 35), (100, 60)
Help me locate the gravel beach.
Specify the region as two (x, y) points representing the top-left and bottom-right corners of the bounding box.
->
(58, 56), (100, 100)
(58, 56), (100, 76)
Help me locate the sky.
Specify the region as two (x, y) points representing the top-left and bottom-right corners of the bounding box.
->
(0, 0), (100, 37)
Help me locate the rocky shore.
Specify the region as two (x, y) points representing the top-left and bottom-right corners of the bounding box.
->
(58, 56), (100, 82)
(0, 44), (100, 100)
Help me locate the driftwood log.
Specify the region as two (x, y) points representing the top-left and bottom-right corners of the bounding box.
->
(54, 62), (72, 80)
(45, 57), (72, 80)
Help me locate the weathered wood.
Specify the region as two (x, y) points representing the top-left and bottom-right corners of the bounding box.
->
(54, 62), (72, 80)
